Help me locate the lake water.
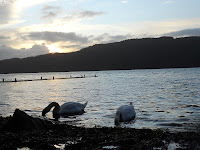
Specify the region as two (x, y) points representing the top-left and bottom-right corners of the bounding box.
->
(0, 68), (200, 132)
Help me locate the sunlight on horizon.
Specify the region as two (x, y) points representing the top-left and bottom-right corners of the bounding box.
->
(47, 44), (65, 53)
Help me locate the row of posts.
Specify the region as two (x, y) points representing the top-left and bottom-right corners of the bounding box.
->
(1, 75), (97, 82)
(1, 77), (55, 82)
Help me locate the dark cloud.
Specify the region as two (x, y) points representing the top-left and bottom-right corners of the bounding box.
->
(163, 28), (200, 37)
(28, 31), (89, 43)
(41, 5), (60, 11)
(63, 10), (104, 20)
(0, 44), (49, 60)
(92, 33), (133, 44)
(106, 34), (133, 43)
(0, 5), (12, 24)
(0, 35), (10, 40)
(40, 5), (62, 20)
(61, 44), (84, 50)
(42, 11), (57, 20)
(78, 11), (104, 18)
(58, 33), (132, 51)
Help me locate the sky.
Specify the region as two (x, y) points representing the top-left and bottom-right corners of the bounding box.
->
(0, 0), (200, 60)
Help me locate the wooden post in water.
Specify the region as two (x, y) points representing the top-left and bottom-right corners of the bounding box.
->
(3, 79), (4, 82)
(41, 77), (42, 80)
(53, 76), (54, 80)
(15, 78), (17, 82)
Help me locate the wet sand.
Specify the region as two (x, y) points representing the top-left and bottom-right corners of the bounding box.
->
(0, 116), (200, 150)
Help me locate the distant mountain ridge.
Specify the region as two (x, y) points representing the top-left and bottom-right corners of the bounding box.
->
(0, 36), (200, 74)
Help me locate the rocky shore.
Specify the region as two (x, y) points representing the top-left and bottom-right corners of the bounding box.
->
(0, 110), (200, 150)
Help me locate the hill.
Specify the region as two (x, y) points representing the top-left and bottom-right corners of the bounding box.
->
(0, 36), (200, 74)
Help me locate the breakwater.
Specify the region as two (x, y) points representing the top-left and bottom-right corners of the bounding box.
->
(0, 75), (98, 83)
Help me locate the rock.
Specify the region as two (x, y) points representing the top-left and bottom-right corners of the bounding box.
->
(2, 109), (52, 130)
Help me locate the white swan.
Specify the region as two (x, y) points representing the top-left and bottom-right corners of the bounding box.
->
(115, 102), (136, 126)
(42, 101), (88, 119)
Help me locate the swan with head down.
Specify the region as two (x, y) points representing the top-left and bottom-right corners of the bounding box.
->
(42, 101), (88, 119)
(115, 102), (136, 126)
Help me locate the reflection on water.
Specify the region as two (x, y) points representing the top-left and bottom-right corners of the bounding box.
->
(0, 68), (200, 132)
(17, 147), (31, 150)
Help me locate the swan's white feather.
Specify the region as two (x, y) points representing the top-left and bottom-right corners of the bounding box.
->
(115, 103), (136, 125)
(116, 105), (136, 121)
(42, 101), (88, 118)
(60, 102), (86, 114)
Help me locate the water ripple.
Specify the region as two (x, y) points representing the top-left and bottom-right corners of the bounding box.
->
(0, 68), (199, 132)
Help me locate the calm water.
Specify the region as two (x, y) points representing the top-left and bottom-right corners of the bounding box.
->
(0, 68), (200, 132)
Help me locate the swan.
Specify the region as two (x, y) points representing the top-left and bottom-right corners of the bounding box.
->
(42, 101), (88, 119)
(115, 102), (136, 126)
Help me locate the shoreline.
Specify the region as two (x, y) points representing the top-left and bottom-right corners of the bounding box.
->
(0, 116), (199, 150)
(0, 66), (199, 75)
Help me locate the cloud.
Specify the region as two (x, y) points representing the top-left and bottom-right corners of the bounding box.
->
(79, 11), (104, 18)
(164, 0), (176, 4)
(163, 28), (200, 37)
(0, 35), (10, 40)
(14, 0), (58, 9)
(40, 5), (62, 21)
(28, 31), (89, 43)
(63, 10), (104, 21)
(121, 1), (128, 4)
(0, 4), (13, 24)
(0, 44), (49, 60)
(0, 0), (13, 5)
(0, 0), (59, 26)
(92, 33), (133, 44)
(61, 44), (84, 50)
(54, 33), (134, 52)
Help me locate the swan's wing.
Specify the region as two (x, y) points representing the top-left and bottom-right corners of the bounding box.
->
(116, 105), (128, 121)
(60, 102), (85, 114)
(120, 105), (136, 121)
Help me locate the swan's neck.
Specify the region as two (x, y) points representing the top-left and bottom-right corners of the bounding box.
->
(52, 103), (60, 114)
(42, 102), (60, 116)
(52, 103), (60, 120)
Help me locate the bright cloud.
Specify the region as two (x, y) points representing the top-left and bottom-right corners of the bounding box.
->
(164, 0), (176, 4)
(14, 0), (57, 9)
(121, 1), (128, 4)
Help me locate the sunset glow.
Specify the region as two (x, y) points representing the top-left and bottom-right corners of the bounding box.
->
(47, 44), (62, 53)
(1, 0), (200, 60)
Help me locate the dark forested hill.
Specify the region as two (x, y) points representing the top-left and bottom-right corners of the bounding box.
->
(0, 36), (200, 73)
